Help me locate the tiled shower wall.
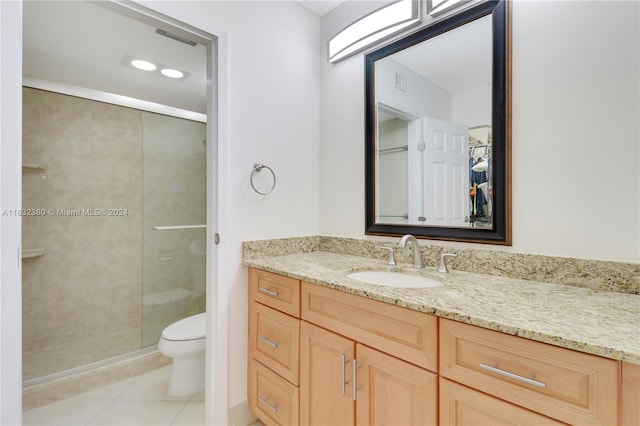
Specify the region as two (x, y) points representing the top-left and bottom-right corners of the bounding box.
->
(22, 88), (205, 381)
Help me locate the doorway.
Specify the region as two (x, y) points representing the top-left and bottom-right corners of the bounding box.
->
(13, 1), (229, 424)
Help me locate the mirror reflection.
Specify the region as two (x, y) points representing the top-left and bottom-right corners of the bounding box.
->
(374, 14), (493, 228)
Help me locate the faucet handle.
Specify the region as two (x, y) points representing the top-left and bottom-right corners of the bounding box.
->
(380, 247), (397, 266)
(438, 253), (457, 273)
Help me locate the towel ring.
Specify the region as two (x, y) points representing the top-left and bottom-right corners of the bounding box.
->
(250, 163), (276, 195)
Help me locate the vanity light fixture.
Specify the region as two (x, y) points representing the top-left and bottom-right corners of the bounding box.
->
(328, 0), (421, 63)
(427, 0), (471, 17)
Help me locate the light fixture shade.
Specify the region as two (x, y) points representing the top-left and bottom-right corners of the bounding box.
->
(427, 0), (471, 17)
(328, 0), (421, 63)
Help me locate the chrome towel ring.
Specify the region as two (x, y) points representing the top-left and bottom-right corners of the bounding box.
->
(250, 163), (276, 195)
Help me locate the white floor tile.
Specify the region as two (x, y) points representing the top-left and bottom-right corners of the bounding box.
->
(87, 400), (185, 426)
(23, 398), (111, 426)
(76, 376), (137, 400)
(118, 366), (189, 401)
(188, 391), (205, 402)
(22, 366), (208, 426)
(171, 402), (204, 426)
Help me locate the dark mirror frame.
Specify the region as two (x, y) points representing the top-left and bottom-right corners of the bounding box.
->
(365, 0), (511, 245)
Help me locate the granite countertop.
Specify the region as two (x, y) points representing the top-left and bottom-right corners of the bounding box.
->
(244, 251), (640, 365)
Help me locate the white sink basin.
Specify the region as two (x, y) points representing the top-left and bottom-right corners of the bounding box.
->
(347, 271), (442, 288)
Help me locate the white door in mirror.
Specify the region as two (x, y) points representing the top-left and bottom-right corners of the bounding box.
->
(347, 271), (442, 288)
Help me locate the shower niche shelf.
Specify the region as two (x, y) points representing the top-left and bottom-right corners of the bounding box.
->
(22, 248), (45, 259)
(22, 163), (45, 173)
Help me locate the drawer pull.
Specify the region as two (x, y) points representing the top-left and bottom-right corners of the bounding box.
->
(258, 335), (279, 348)
(352, 358), (361, 401)
(258, 396), (279, 413)
(340, 354), (351, 395)
(259, 287), (279, 297)
(479, 363), (547, 389)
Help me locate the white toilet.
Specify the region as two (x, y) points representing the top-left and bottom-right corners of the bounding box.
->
(158, 312), (206, 396)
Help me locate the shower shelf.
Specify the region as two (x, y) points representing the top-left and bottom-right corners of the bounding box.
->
(22, 248), (45, 259)
(22, 163), (46, 173)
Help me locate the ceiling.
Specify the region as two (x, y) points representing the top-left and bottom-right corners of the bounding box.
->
(23, 1), (208, 114)
(296, 1), (346, 16)
(22, 1), (344, 115)
(390, 14), (492, 94)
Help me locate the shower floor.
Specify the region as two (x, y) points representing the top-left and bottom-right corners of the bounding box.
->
(22, 365), (204, 425)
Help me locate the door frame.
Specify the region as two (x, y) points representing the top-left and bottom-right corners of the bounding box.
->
(0, 1), (230, 424)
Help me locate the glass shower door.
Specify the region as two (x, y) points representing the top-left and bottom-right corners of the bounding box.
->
(141, 111), (207, 347)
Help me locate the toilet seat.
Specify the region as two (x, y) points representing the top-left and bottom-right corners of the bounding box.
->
(161, 313), (206, 341)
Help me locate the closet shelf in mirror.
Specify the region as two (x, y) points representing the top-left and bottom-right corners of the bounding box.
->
(378, 145), (408, 154)
(22, 248), (45, 259)
(22, 164), (45, 173)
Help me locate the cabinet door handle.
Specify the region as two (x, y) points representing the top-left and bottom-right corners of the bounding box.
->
(258, 287), (279, 297)
(258, 396), (279, 413)
(479, 362), (547, 389)
(340, 354), (351, 395)
(352, 358), (361, 401)
(258, 335), (279, 348)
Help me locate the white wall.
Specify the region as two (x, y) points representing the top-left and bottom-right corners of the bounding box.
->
(320, 0), (640, 263)
(170, 1), (321, 409)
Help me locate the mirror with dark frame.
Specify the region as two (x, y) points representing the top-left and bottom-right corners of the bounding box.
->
(365, 0), (511, 244)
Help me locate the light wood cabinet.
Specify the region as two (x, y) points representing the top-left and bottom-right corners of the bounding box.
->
(301, 280), (438, 371)
(300, 321), (437, 426)
(248, 268), (302, 426)
(248, 267), (633, 426)
(440, 318), (618, 425)
(439, 377), (567, 425)
(299, 321), (355, 426)
(249, 301), (300, 385)
(356, 343), (437, 425)
(249, 268), (301, 317)
(248, 359), (299, 426)
(621, 361), (640, 426)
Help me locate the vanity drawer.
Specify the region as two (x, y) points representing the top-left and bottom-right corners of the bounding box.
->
(248, 358), (299, 426)
(301, 282), (438, 372)
(249, 301), (300, 385)
(440, 319), (618, 425)
(439, 377), (567, 425)
(250, 267), (300, 317)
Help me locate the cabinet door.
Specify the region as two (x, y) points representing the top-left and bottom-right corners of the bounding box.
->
(439, 378), (567, 425)
(356, 344), (437, 426)
(300, 321), (355, 426)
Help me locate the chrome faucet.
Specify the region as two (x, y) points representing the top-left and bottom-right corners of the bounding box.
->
(399, 234), (424, 269)
(438, 253), (457, 273)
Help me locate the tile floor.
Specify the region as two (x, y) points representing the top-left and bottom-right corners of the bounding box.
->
(23, 366), (205, 426)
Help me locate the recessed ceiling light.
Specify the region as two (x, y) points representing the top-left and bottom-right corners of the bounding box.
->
(160, 68), (184, 79)
(131, 59), (156, 71)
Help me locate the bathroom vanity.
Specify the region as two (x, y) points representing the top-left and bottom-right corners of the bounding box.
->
(245, 249), (639, 426)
